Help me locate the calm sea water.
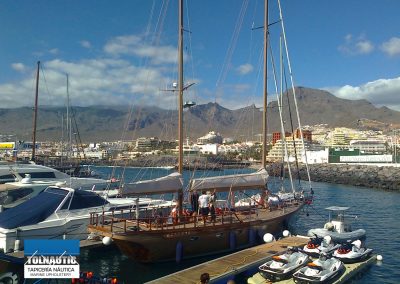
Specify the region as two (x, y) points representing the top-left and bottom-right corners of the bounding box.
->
(80, 166), (400, 284)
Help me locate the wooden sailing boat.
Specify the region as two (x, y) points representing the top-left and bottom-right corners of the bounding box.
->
(88, 0), (307, 263)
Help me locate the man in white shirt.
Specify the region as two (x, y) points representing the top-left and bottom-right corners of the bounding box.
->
(198, 191), (210, 223)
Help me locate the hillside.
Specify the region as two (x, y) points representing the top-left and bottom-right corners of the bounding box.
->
(1, 87), (399, 142)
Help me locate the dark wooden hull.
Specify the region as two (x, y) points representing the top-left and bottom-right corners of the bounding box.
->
(107, 204), (303, 263)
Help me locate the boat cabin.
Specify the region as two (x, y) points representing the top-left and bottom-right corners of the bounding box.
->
(325, 206), (352, 233)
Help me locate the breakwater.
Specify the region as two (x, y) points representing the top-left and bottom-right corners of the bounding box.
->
(266, 163), (400, 191)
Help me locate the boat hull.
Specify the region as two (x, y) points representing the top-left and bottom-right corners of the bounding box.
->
(97, 204), (303, 263)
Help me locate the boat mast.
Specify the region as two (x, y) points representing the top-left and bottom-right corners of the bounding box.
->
(31, 61), (40, 162)
(177, 0), (184, 215)
(262, 0), (269, 169)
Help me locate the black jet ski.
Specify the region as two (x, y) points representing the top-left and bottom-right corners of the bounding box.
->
(258, 247), (310, 281)
(333, 240), (373, 264)
(303, 235), (340, 258)
(293, 254), (345, 284)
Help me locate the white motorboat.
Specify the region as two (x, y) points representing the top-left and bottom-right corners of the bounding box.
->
(0, 186), (174, 252)
(0, 162), (73, 184)
(0, 172), (118, 209)
(307, 206), (366, 243)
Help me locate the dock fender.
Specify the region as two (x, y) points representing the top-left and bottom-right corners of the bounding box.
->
(230, 231), (236, 250)
(176, 241), (183, 263)
(248, 228), (256, 246)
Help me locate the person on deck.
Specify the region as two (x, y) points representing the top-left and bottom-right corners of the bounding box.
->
(198, 191), (210, 224)
(190, 189), (199, 214)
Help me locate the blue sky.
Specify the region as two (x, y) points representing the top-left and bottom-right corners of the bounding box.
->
(1, 0), (399, 110)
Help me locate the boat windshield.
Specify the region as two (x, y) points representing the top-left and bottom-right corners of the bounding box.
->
(60, 189), (109, 210)
(0, 187), (68, 229)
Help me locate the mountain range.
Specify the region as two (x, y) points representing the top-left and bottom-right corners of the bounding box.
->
(1, 87), (399, 142)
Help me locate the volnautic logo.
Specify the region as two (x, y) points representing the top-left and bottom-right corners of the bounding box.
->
(24, 240), (80, 279)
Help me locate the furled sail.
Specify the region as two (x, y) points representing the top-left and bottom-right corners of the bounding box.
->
(120, 172), (183, 196)
(189, 168), (268, 193)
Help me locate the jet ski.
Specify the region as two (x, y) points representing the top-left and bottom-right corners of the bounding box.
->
(259, 247), (310, 281)
(303, 235), (340, 258)
(293, 254), (345, 284)
(333, 240), (373, 264)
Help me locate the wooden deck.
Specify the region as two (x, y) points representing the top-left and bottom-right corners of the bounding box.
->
(146, 236), (309, 284)
(247, 255), (377, 284)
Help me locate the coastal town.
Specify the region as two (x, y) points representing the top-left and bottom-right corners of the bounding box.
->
(1, 124), (399, 166)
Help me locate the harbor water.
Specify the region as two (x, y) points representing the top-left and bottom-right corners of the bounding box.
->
(79, 166), (400, 283)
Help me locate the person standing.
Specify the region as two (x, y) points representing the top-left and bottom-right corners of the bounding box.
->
(198, 191), (210, 224)
(190, 189), (199, 214)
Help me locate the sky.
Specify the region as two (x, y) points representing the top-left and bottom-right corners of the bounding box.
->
(0, 0), (399, 110)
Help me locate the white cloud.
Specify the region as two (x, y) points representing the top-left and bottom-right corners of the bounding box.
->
(326, 77), (400, 110)
(381, 37), (400, 56)
(80, 40), (92, 49)
(11, 63), (26, 72)
(236, 63), (253, 75)
(0, 57), (177, 108)
(0, 33), (194, 109)
(103, 34), (178, 65)
(338, 34), (374, 55)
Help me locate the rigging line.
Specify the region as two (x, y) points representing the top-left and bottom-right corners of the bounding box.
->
(283, 63), (301, 188)
(39, 64), (53, 105)
(215, 0), (249, 90)
(268, 35), (295, 193)
(277, 0), (312, 190)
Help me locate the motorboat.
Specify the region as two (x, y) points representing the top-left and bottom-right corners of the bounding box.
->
(333, 240), (373, 264)
(0, 172), (118, 209)
(259, 247), (310, 281)
(293, 254), (345, 284)
(307, 206), (366, 243)
(0, 186), (174, 253)
(303, 235), (340, 258)
(0, 162), (74, 184)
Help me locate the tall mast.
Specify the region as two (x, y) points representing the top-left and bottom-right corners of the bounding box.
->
(177, 0), (184, 216)
(32, 61), (40, 162)
(262, 0), (269, 168)
(66, 74), (71, 158)
(178, 0), (184, 174)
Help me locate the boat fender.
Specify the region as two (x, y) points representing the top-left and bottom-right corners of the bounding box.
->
(263, 233), (275, 243)
(283, 230), (290, 237)
(377, 255), (383, 261)
(102, 236), (113, 246)
(230, 232), (236, 250)
(176, 241), (183, 263)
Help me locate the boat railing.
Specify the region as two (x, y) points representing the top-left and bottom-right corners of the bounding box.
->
(89, 202), (299, 233)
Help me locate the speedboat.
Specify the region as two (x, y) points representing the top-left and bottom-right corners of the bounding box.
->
(303, 235), (340, 258)
(0, 186), (174, 253)
(0, 162), (74, 183)
(0, 172), (118, 209)
(333, 240), (373, 264)
(307, 206), (366, 243)
(259, 247), (310, 281)
(293, 254), (345, 284)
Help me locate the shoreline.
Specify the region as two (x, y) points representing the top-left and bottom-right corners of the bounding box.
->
(258, 163), (400, 191)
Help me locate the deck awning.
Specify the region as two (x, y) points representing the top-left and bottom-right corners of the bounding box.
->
(120, 172), (183, 196)
(189, 168), (268, 193)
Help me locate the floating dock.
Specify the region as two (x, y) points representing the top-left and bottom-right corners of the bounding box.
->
(146, 236), (309, 284)
(247, 254), (377, 284)
(148, 236), (376, 284)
